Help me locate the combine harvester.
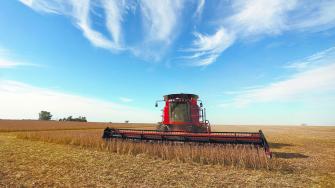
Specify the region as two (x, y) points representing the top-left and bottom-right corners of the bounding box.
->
(103, 94), (272, 158)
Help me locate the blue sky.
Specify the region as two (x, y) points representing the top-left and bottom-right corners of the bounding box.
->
(0, 0), (335, 125)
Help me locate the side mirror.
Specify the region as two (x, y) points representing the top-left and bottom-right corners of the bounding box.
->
(155, 102), (158, 107)
(200, 102), (203, 107)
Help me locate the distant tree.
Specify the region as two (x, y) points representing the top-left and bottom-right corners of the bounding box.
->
(66, 116), (73, 121)
(125, 120), (129, 123)
(59, 115), (87, 122)
(75, 116), (87, 122)
(39, 111), (52, 120)
(79, 116), (87, 122)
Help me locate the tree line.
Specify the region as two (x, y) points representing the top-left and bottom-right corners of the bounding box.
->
(38, 111), (87, 122)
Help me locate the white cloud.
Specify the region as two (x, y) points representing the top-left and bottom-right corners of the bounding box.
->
(119, 97), (133, 103)
(20, 0), (69, 14)
(0, 48), (40, 68)
(19, 0), (335, 67)
(22, 0), (182, 47)
(285, 46), (335, 70)
(20, 0), (124, 50)
(227, 0), (335, 37)
(101, 0), (125, 48)
(183, 27), (235, 66)
(140, 0), (184, 43)
(0, 59), (25, 68)
(221, 47), (335, 107)
(228, 0), (298, 36)
(186, 0), (335, 66)
(20, 0), (185, 60)
(0, 80), (157, 122)
(185, 0), (297, 66)
(194, 0), (205, 19)
(291, 0), (335, 31)
(231, 64), (335, 107)
(72, 0), (120, 50)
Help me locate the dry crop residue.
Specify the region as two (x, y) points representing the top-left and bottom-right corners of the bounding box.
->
(16, 130), (276, 169)
(0, 134), (315, 187)
(1, 121), (335, 187)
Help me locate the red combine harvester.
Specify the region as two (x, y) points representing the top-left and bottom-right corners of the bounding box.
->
(103, 94), (272, 157)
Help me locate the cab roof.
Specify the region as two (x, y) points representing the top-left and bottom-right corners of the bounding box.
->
(164, 93), (199, 100)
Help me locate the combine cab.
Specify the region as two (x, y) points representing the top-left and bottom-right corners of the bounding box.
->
(156, 94), (210, 132)
(103, 94), (272, 158)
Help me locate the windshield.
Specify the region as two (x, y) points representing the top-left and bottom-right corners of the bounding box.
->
(169, 102), (190, 122)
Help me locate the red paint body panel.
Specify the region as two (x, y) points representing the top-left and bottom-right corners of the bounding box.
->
(163, 100), (169, 125)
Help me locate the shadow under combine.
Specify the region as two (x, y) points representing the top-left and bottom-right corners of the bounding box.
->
(273, 152), (309, 159)
(269, 142), (293, 149)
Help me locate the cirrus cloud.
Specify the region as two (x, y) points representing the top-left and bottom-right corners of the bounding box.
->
(185, 0), (335, 66)
(221, 46), (335, 108)
(20, 0), (184, 60)
(0, 47), (41, 68)
(20, 0), (335, 66)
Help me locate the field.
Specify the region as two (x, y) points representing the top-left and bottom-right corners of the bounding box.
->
(0, 120), (154, 132)
(0, 120), (334, 187)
